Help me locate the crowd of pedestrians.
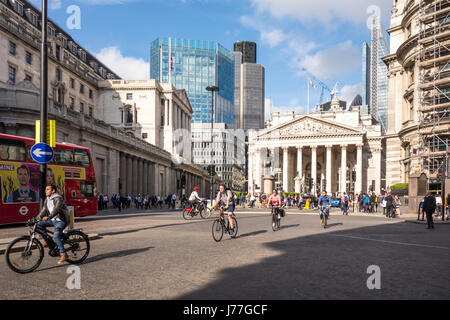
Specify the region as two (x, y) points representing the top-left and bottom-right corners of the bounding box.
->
(97, 192), (188, 212)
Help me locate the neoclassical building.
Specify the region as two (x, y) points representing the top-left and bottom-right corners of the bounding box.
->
(248, 98), (385, 196)
(383, 0), (449, 209)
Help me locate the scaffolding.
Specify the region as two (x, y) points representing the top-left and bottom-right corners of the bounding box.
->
(417, 0), (450, 178)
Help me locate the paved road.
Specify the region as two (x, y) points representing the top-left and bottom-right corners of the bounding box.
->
(0, 207), (448, 300)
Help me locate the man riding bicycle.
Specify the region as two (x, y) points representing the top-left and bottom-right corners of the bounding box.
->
(37, 184), (69, 264)
(318, 191), (331, 226)
(269, 190), (282, 215)
(188, 187), (202, 211)
(211, 184), (235, 236)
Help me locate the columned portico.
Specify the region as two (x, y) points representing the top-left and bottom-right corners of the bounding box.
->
(248, 111), (384, 197)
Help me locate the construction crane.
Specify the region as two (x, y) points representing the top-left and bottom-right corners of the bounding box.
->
(301, 68), (333, 110)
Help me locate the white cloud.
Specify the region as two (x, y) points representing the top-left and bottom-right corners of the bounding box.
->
(295, 40), (361, 80)
(250, 0), (392, 26)
(95, 47), (149, 79)
(340, 83), (362, 105)
(260, 29), (288, 48)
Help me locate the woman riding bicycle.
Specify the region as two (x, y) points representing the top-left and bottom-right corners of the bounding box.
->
(269, 190), (281, 211)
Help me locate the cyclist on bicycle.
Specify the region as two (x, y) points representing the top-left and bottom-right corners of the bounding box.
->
(188, 187), (202, 211)
(211, 183), (235, 236)
(37, 184), (69, 264)
(318, 191), (331, 226)
(269, 190), (281, 213)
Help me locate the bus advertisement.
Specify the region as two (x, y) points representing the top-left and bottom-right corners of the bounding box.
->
(0, 134), (98, 225)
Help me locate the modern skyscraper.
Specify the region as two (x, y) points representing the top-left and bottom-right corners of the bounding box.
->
(234, 41), (257, 64)
(150, 38), (234, 125)
(233, 43), (265, 130)
(369, 15), (389, 131)
(362, 42), (371, 111)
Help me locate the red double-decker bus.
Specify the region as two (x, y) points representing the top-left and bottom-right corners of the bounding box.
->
(0, 134), (98, 225)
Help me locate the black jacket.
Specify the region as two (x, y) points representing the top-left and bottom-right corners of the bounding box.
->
(422, 195), (436, 214)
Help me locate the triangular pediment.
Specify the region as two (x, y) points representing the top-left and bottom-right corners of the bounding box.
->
(259, 115), (363, 138)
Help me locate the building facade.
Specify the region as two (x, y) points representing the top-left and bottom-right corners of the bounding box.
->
(150, 37), (235, 125)
(233, 48), (265, 130)
(191, 122), (246, 191)
(383, 0), (450, 209)
(248, 98), (385, 196)
(0, 0), (211, 198)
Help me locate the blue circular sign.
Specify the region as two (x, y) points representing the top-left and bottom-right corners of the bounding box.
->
(30, 143), (54, 164)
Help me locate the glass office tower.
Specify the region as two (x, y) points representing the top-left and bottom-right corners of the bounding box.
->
(362, 42), (371, 113)
(150, 38), (234, 124)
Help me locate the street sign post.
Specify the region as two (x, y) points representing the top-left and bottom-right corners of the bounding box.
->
(31, 143), (54, 164)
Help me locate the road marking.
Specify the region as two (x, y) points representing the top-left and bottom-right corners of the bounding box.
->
(330, 234), (450, 250)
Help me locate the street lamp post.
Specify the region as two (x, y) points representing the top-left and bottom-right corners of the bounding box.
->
(206, 86), (219, 202)
(40, 0), (48, 209)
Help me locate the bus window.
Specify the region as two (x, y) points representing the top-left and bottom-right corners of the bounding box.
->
(80, 181), (94, 198)
(74, 149), (90, 167)
(0, 139), (26, 161)
(54, 149), (74, 165)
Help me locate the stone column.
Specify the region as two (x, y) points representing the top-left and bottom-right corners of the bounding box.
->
(248, 151), (253, 194)
(356, 144), (363, 194)
(132, 157), (138, 195)
(119, 153), (126, 195)
(373, 146), (382, 194)
(326, 145), (333, 193)
(154, 163), (160, 195)
(143, 161), (148, 195)
(126, 155), (132, 196)
(137, 159), (143, 195)
(255, 148), (262, 192)
(165, 100), (169, 126)
(340, 144), (348, 194)
(311, 146), (317, 196)
(296, 147), (303, 179)
(283, 147), (289, 192)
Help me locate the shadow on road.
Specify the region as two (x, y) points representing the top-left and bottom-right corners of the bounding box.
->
(324, 223), (344, 229)
(176, 221), (450, 300)
(279, 224), (301, 230)
(238, 230), (268, 239)
(76, 213), (168, 223)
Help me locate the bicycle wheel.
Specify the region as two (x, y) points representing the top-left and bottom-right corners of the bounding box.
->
(200, 207), (212, 219)
(212, 219), (224, 242)
(272, 214), (278, 232)
(5, 236), (44, 274)
(64, 230), (90, 264)
(183, 208), (194, 220)
(277, 215), (281, 230)
(323, 213), (328, 228)
(229, 217), (238, 238)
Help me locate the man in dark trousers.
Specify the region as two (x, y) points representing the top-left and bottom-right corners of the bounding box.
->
(385, 192), (395, 218)
(423, 192), (436, 229)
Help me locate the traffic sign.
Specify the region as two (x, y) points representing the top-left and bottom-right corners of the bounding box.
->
(30, 143), (54, 164)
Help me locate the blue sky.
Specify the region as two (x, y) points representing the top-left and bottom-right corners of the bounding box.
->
(30, 0), (393, 118)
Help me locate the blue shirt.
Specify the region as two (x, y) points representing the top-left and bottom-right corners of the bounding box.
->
(318, 195), (331, 206)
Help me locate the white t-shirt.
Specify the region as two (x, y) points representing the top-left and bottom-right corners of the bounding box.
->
(47, 194), (61, 222)
(436, 196), (442, 205)
(189, 191), (200, 201)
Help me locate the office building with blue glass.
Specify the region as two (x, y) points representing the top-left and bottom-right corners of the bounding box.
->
(150, 38), (234, 125)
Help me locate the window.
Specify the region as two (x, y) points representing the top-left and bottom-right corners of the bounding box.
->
(53, 149), (73, 165)
(126, 93), (133, 100)
(56, 68), (62, 81)
(88, 106), (93, 117)
(8, 66), (16, 84)
(0, 139), (26, 161)
(75, 149), (91, 167)
(25, 74), (32, 82)
(80, 102), (84, 113)
(69, 97), (75, 110)
(80, 84), (84, 94)
(70, 78), (75, 89)
(89, 89), (93, 100)
(9, 41), (16, 56)
(26, 51), (32, 65)
(80, 181), (94, 198)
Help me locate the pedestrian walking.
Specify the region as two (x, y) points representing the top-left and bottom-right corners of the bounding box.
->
(423, 192), (436, 229)
(385, 192), (395, 218)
